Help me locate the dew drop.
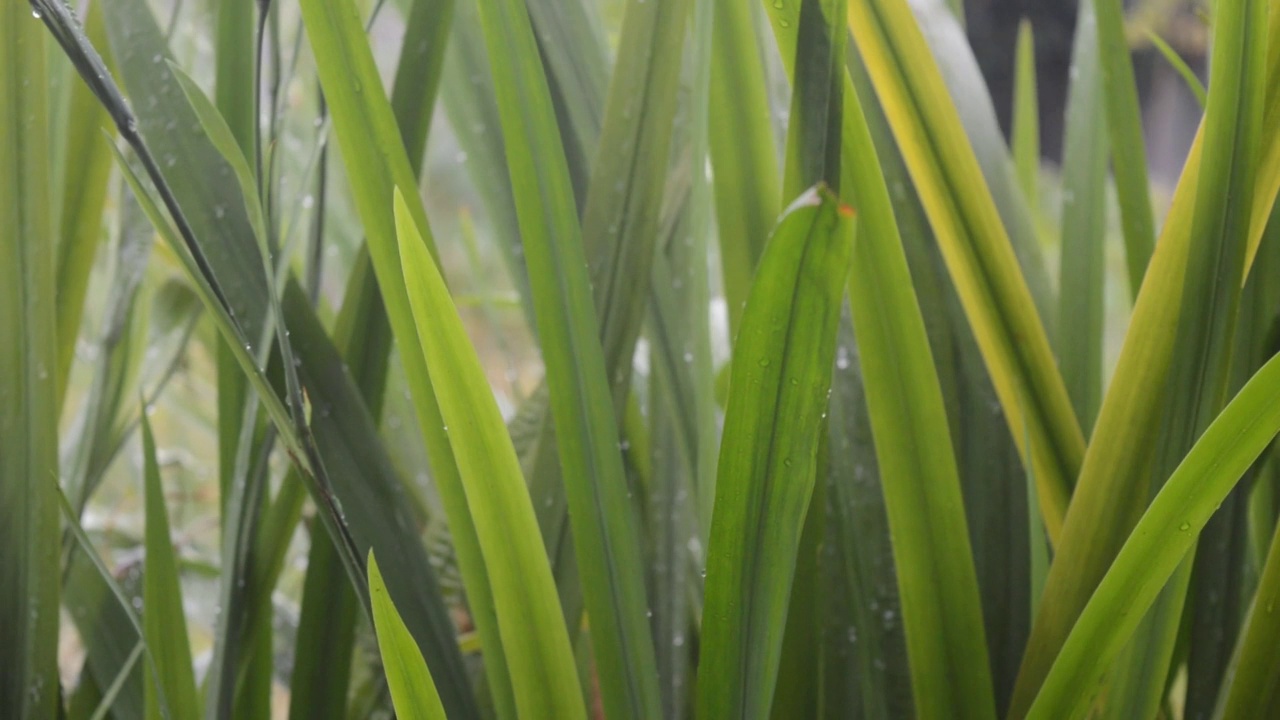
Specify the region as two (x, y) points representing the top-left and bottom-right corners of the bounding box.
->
(32, 9), (42, 18)
(1178, 522), (1191, 531)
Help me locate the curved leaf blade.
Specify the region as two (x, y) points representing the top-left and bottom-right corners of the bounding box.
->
(1027, 351), (1280, 719)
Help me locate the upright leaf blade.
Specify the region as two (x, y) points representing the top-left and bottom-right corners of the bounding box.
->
(140, 413), (199, 720)
(845, 0), (1084, 538)
(471, 0), (665, 714)
(0, 4), (60, 716)
(1055, 0), (1108, 434)
(394, 192), (586, 720)
(295, 0), (507, 712)
(697, 187), (852, 719)
(368, 551), (448, 720)
(1095, 0), (1155, 295)
(1011, 19), (1038, 218)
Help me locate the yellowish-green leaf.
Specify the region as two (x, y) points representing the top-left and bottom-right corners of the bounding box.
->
(368, 551), (447, 720)
(845, 0), (1084, 540)
(394, 191), (585, 720)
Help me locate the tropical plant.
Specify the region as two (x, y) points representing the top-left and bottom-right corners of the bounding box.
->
(2, 0), (1279, 716)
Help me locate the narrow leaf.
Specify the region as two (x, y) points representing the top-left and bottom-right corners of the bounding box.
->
(394, 191), (586, 719)
(368, 551), (448, 720)
(140, 413), (199, 720)
(1011, 19), (1038, 218)
(845, 0), (1085, 538)
(697, 187), (852, 719)
(1027, 351), (1280, 719)
(0, 4), (60, 716)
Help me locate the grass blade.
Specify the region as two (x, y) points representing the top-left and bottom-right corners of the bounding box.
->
(709, 0), (780, 335)
(1055, 0), (1108, 433)
(0, 3), (60, 716)
(1095, 0), (1155, 294)
(696, 187), (853, 719)
(1217, 517), (1280, 718)
(845, 0), (1084, 538)
(368, 551), (448, 720)
(294, 0), (508, 712)
(841, 58), (997, 720)
(1027, 350), (1280, 719)
(1011, 19), (1038, 218)
(471, 0), (667, 713)
(394, 191), (586, 718)
(140, 412), (199, 720)
(1012, 2), (1278, 714)
(1145, 29), (1206, 109)
(54, 0), (114, 401)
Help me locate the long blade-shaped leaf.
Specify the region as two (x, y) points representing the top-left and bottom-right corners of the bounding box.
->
(471, 0), (665, 714)
(841, 59), (997, 720)
(0, 4), (60, 717)
(54, 0), (114, 401)
(1055, 0), (1108, 433)
(1027, 351), (1280, 718)
(368, 551), (447, 720)
(1011, 12), (1280, 713)
(1102, 0), (1266, 710)
(294, 0), (504, 713)
(1217, 515), (1280, 718)
(845, 0), (1084, 538)
(709, 0), (780, 336)
(140, 413), (199, 720)
(1095, 0), (1155, 295)
(697, 187), (852, 719)
(394, 191), (585, 719)
(1011, 19), (1038, 218)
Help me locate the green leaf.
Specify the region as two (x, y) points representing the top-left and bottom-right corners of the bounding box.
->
(1145, 30), (1206, 109)
(1100, 0), (1266, 711)
(394, 190), (586, 719)
(845, 0), (1084, 539)
(1027, 350), (1280, 719)
(1011, 19), (1038, 218)
(696, 187), (853, 719)
(470, 0), (667, 713)
(709, 0), (780, 336)
(294, 0), (505, 712)
(140, 412), (200, 720)
(1012, 3), (1278, 715)
(1055, 0), (1108, 434)
(1217, 517), (1280, 718)
(368, 551), (448, 720)
(841, 67), (996, 720)
(1095, 0), (1155, 295)
(0, 3), (60, 716)
(54, 0), (115, 401)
